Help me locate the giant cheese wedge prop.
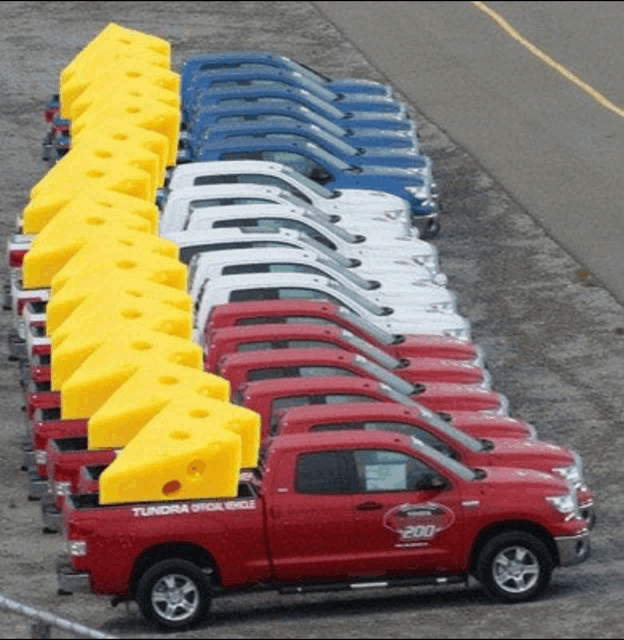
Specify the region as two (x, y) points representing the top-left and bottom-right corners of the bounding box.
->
(69, 65), (179, 122)
(71, 121), (170, 184)
(99, 419), (241, 504)
(21, 187), (159, 235)
(46, 274), (192, 336)
(71, 92), (180, 166)
(23, 211), (154, 289)
(49, 237), (183, 296)
(60, 328), (202, 419)
(60, 23), (171, 117)
(87, 364), (233, 449)
(50, 292), (194, 384)
(98, 396), (262, 504)
(31, 146), (156, 202)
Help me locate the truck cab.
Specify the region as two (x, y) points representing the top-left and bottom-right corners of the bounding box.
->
(204, 323), (488, 387)
(186, 247), (456, 314)
(193, 273), (472, 346)
(217, 347), (506, 415)
(204, 300), (482, 364)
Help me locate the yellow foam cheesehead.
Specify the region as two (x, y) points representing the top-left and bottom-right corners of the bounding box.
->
(87, 364), (234, 449)
(50, 289), (193, 363)
(46, 274), (192, 336)
(42, 134), (163, 197)
(71, 93), (180, 166)
(60, 23), (171, 117)
(71, 121), (170, 183)
(31, 146), (156, 202)
(49, 236), (183, 296)
(21, 187), (159, 235)
(69, 65), (179, 122)
(60, 328), (202, 419)
(23, 212), (153, 289)
(99, 416), (242, 504)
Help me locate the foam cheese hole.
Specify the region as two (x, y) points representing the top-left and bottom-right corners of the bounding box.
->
(46, 271), (193, 337)
(87, 365), (230, 449)
(60, 330), (202, 419)
(22, 187), (159, 235)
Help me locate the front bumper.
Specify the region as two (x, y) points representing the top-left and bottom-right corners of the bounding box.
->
(555, 530), (590, 567)
(41, 498), (62, 532)
(56, 554), (91, 594)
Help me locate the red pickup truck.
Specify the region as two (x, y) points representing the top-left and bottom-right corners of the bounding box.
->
(205, 323), (490, 386)
(204, 300), (485, 364)
(57, 431), (590, 631)
(273, 403), (594, 526)
(217, 348), (508, 414)
(234, 376), (515, 440)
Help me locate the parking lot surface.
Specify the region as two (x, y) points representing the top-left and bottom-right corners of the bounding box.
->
(0, 2), (622, 637)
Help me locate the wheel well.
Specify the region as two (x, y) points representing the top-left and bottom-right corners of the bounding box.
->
(130, 543), (220, 597)
(468, 521), (559, 574)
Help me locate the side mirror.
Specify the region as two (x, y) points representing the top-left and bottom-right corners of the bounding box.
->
(414, 472), (449, 491)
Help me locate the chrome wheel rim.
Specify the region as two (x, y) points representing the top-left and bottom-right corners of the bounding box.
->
(492, 545), (540, 594)
(152, 573), (199, 622)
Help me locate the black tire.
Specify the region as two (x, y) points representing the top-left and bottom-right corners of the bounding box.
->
(476, 532), (553, 603)
(419, 219), (441, 240)
(136, 559), (212, 631)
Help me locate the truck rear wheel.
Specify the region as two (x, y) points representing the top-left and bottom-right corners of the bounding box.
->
(136, 559), (212, 631)
(476, 532), (553, 603)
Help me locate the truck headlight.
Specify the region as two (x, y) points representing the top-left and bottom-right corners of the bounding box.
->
(405, 185), (429, 200)
(412, 255), (439, 272)
(382, 209), (409, 222)
(34, 450), (47, 465)
(64, 540), (87, 557)
(443, 328), (470, 341)
(55, 481), (71, 497)
(546, 492), (579, 520)
(553, 462), (584, 490)
(428, 301), (455, 312)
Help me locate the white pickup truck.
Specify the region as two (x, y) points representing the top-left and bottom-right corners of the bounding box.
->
(193, 272), (472, 347)
(164, 202), (441, 274)
(185, 247), (458, 314)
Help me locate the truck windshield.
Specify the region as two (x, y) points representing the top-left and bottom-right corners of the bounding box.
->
(409, 437), (477, 481)
(292, 233), (352, 267)
(340, 330), (400, 369)
(280, 165), (334, 198)
(375, 383), (423, 408)
(415, 404), (486, 453)
(312, 255), (374, 290)
(300, 210), (358, 243)
(325, 279), (386, 316)
(337, 306), (397, 345)
(352, 354), (415, 396)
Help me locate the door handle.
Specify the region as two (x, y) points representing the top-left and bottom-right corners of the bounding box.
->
(356, 501), (383, 511)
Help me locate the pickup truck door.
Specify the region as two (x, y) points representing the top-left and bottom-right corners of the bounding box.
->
(266, 449), (360, 581)
(349, 449), (465, 576)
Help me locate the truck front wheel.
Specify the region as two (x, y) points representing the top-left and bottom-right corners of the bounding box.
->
(476, 532), (553, 603)
(136, 559), (212, 631)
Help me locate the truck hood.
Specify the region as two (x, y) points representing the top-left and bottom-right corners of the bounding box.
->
(377, 311), (472, 342)
(414, 383), (506, 414)
(488, 438), (575, 470)
(472, 466), (570, 495)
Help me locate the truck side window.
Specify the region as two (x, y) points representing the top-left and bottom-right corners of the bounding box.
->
(239, 174), (312, 204)
(248, 366), (299, 381)
(353, 450), (434, 492)
(237, 341), (275, 352)
(298, 366), (357, 377)
(193, 175), (237, 186)
(296, 452), (355, 494)
(229, 287), (280, 302)
(323, 394), (378, 405)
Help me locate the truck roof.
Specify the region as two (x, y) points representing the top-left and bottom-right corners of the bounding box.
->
(267, 429), (411, 455)
(275, 402), (425, 427)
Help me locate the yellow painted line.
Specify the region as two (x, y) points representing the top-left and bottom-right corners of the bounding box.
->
(472, 1), (624, 119)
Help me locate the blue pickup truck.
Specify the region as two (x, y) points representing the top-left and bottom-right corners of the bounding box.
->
(191, 123), (432, 182)
(194, 137), (439, 238)
(183, 85), (412, 132)
(180, 52), (394, 107)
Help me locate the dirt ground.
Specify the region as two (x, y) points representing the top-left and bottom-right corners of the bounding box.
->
(0, 2), (622, 638)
